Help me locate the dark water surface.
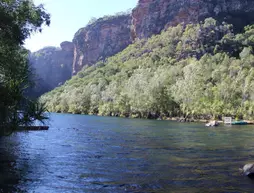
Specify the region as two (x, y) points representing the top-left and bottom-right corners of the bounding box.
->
(0, 113), (254, 192)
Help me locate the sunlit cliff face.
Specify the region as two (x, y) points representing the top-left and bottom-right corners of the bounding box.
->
(72, 15), (132, 75)
(73, 0), (254, 75)
(30, 0), (254, 95)
(131, 0), (254, 40)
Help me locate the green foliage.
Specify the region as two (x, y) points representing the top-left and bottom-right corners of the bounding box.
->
(0, 0), (50, 45)
(78, 10), (131, 36)
(42, 18), (254, 120)
(0, 0), (50, 135)
(88, 10), (131, 25)
(19, 100), (49, 126)
(88, 17), (97, 25)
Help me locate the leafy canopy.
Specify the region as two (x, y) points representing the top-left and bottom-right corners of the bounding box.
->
(41, 18), (254, 120)
(0, 0), (50, 135)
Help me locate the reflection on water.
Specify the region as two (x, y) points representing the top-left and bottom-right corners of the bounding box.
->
(0, 113), (254, 192)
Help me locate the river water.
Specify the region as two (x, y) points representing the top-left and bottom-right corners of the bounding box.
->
(0, 113), (254, 192)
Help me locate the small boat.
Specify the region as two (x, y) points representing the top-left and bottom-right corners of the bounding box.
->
(231, 121), (248, 125)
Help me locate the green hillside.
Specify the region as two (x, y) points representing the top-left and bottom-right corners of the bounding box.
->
(41, 18), (254, 120)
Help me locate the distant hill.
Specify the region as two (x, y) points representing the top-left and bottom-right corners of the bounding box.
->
(41, 18), (254, 120)
(29, 42), (74, 96)
(30, 0), (254, 96)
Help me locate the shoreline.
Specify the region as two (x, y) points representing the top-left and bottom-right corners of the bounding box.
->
(52, 111), (254, 125)
(162, 117), (254, 125)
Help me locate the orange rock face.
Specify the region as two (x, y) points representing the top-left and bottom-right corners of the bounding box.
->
(131, 0), (254, 40)
(72, 15), (132, 75)
(72, 0), (254, 75)
(30, 0), (254, 95)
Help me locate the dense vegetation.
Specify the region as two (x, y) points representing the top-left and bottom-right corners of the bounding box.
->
(41, 18), (254, 120)
(87, 9), (132, 25)
(0, 0), (50, 135)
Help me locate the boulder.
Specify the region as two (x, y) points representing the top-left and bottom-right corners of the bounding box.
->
(205, 120), (219, 127)
(240, 163), (254, 177)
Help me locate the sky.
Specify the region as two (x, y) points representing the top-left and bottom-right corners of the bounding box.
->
(25, 0), (138, 52)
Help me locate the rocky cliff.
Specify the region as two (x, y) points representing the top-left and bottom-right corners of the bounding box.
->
(31, 0), (254, 95)
(72, 14), (132, 74)
(72, 0), (254, 74)
(131, 0), (254, 39)
(29, 41), (74, 96)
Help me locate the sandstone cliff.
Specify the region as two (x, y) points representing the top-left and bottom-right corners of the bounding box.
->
(131, 0), (254, 40)
(31, 0), (254, 95)
(72, 0), (254, 74)
(72, 14), (132, 74)
(29, 41), (74, 95)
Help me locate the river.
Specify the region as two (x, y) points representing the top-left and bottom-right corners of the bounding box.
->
(0, 113), (254, 192)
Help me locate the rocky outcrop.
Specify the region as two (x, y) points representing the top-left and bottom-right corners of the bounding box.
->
(240, 163), (254, 177)
(72, 0), (254, 74)
(29, 42), (74, 96)
(131, 0), (254, 40)
(30, 0), (254, 95)
(72, 14), (132, 74)
(205, 120), (219, 127)
(60, 41), (74, 52)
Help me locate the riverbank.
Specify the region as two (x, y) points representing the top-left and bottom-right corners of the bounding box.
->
(164, 117), (254, 125)
(52, 111), (254, 125)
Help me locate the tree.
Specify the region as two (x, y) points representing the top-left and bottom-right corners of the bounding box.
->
(0, 0), (50, 135)
(41, 18), (254, 120)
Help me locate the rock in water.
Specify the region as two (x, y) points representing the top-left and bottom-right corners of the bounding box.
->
(240, 164), (254, 177)
(205, 120), (219, 127)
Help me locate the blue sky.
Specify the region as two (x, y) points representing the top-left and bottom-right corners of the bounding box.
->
(25, 0), (137, 52)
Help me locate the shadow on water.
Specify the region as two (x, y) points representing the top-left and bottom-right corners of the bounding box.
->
(0, 135), (25, 192)
(0, 113), (254, 192)
(0, 133), (51, 193)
